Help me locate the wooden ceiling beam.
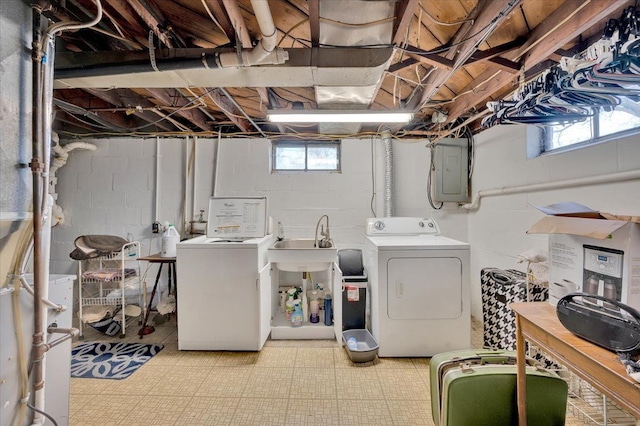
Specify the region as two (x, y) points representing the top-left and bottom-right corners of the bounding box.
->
(444, 0), (633, 124)
(404, 46), (454, 69)
(109, 0), (147, 35)
(221, 0), (252, 47)
(220, 0), (269, 105)
(486, 57), (521, 74)
(308, 0), (320, 47)
(83, 88), (175, 132)
(144, 88), (213, 131)
(465, 37), (526, 64)
(205, 88), (252, 132)
(388, 57), (418, 73)
(54, 90), (137, 130)
(412, 0), (523, 109)
(126, 0), (174, 47)
(393, 0), (420, 45)
(153, 0), (226, 46)
(55, 111), (100, 133)
(205, 0), (236, 44)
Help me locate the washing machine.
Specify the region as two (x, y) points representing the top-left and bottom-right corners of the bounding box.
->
(364, 217), (470, 357)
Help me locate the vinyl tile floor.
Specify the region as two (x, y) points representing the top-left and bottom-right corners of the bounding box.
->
(70, 315), (591, 425)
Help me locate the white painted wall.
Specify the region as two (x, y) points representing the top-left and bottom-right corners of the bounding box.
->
(468, 125), (640, 319)
(52, 135), (470, 276)
(52, 126), (640, 322)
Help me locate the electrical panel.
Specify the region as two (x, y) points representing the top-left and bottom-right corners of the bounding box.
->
(432, 138), (469, 203)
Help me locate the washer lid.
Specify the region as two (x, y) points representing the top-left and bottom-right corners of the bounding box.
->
(366, 217), (440, 236)
(366, 234), (469, 250)
(178, 234), (273, 248)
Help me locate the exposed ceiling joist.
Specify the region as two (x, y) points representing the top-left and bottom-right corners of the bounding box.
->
(221, 0), (269, 106)
(144, 88), (213, 131)
(203, 0), (236, 44)
(204, 88), (252, 132)
(48, 0), (634, 138)
(392, 0), (420, 45)
(308, 0), (319, 47)
(412, 0), (524, 109)
(84, 87), (175, 131)
(126, 0), (174, 47)
(444, 0), (634, 124)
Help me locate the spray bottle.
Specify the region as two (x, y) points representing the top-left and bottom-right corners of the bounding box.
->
(285, 288), (296, 320)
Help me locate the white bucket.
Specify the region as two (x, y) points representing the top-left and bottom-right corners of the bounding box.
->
(161, 226), (180, 257)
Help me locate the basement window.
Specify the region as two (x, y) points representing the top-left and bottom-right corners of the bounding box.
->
(541, 98), (640, 153)
(271, 141), (341, 172)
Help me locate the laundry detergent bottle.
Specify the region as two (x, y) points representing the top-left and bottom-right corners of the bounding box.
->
(161, 224), (180, 257)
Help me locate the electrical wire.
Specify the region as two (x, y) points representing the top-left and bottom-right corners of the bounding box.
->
(277, 18), (309, 47)
(426, 144), (443, 210)
(27, 402), (58, 426)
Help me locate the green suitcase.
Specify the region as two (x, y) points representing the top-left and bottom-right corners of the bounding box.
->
(430, 350), (567, 426)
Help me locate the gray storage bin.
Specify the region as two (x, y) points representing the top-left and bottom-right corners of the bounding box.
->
(342, 329), (378, 362)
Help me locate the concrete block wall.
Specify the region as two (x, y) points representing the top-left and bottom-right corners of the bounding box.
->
(52, 138), (188, 280)
(391, 139), (468, 243)
(468, 125), (640, 318)
(214, 138), (376, 248)
(214, 137), (469, 249)
(53, 135), (469, 275)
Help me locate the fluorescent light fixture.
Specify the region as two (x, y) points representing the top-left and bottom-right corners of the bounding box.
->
(266, 110), (414, 123)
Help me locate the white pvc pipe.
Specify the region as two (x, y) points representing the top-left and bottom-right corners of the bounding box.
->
(31, 195), (53, 426)
(212, 130), (221, 197)
(217, 0), (288, 67)
(192, 136), (197, 225)
(184, 135), (190, 236)
(49, 134), (97, 226)
(463, 169), (640, 210)
(155, 137), (161, 222)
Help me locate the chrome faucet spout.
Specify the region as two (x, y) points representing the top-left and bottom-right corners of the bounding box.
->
(314, 215), (332, 248)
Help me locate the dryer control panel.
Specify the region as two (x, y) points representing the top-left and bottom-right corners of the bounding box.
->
(366, 217), (440, 236)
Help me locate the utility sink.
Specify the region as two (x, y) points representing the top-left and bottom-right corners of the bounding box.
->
(268, 238), (337, 272)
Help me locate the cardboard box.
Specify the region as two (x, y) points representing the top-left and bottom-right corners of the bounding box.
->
(527, 202), (640, 310)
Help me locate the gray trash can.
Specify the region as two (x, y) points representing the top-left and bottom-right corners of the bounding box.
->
(338, 249), (368, 331)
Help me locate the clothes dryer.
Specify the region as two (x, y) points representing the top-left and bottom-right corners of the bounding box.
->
(364, 217), (470, 357)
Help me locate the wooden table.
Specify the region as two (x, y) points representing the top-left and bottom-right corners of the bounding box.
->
(137, 253), (176, 338)
(512, 302), (640, 425)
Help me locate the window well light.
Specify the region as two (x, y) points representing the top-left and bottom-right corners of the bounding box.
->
(266, 110), (414, 124)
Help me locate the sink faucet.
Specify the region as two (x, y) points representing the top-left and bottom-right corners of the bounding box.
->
(314, 215), (332, 248)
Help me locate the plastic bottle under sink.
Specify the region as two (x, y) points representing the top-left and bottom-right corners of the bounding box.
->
(291, 300), (303, 327)
(285, 290), (296, 320)
(309, 291), (320, 323)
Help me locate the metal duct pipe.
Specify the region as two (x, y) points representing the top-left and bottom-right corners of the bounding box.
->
(217, 0), (288, 67)
(382, 131), (393, 217)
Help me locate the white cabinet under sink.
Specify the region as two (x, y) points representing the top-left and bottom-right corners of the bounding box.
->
(269, 262), (343, 345)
